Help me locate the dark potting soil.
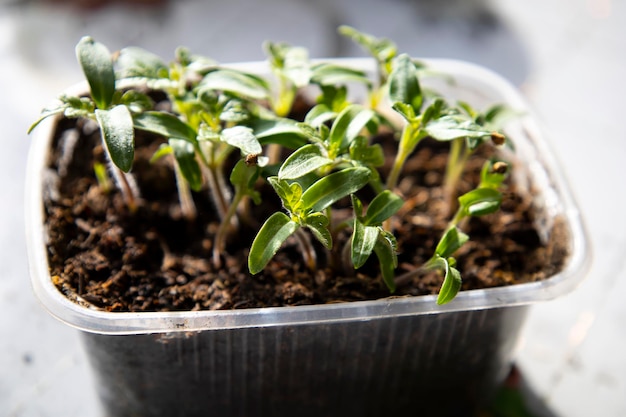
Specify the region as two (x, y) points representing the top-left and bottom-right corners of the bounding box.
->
(43, 113), (569, 312)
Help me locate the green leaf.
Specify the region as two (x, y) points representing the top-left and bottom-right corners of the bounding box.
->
(310, 63), (372, 87)
(351, 194), (364, 218)
(95, 105), (134, 172)
(76, 36), (115, 110)
(374, 232), (398, 292)
(480, 160), (508, 190)
(364, 190), (404, 226)
(221, 126), (262, 156)
(133, 111), (198, 144)
(281, 45), (312, 87)
(304, 104), (336, 128)
(119, 90), (154, 113)
(435, 227), (469, 258)
(301, 167), (370, 212)
(338, 26), (397, 69)
(318, 85), (349, 113)
(28, 106), (66, 134)
(230, 159), (259, 191)
(249, 118), (308, 148)
(268, 177), (303, 215)
(149, 143), (172, 163)
(349, 136), (384, 168)
(303, 212), (332, 249)
(278, 144), (332, 180)
(248, 212), (298, 274)
(458, 188), (502, 217)
(351, 219), (378, 268)
(200, 68), (270, 100)
(424, 115), (492, 142)
(328, 104), (376, 158)
(389, 54), (422, 113)
(116, 46), (168, 79)
(391, 102), (416, 123)
(429, 256), (462, 305)
(421, 98), (446, 125)
(170, 138), (202, 191)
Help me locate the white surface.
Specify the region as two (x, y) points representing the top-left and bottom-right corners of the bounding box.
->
(1, 0), (624, 415)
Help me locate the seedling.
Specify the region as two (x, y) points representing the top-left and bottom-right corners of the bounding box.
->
(30, 28), (514, 304)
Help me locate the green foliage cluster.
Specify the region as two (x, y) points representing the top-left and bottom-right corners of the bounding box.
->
(30, 27), (513, 304)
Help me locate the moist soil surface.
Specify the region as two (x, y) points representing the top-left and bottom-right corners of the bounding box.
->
(43, 113), (569, 312)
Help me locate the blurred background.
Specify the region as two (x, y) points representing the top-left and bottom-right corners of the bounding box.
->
(1, 0), (624, 416)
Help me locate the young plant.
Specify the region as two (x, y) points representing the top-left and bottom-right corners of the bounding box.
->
(29, 36), (142, 211)
(31, 30), (514, 305)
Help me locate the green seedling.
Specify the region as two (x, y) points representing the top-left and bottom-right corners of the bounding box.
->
(31, 28), (514, 304)
(29, 36), (141, 211)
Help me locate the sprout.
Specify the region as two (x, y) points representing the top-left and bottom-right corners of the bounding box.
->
(30, 28), (516, 305)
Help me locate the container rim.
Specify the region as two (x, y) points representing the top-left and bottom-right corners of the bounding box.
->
(25, 57), (591, 335)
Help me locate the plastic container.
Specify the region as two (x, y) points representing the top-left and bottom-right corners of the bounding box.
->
(25, 58), (590, 417)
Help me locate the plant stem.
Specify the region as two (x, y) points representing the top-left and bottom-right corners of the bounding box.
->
(212, 191), (244, 268)
(203, 164), (229, 220)
(444, 138), (469, 214)
(174, 161), (197, 221)
(386, 125), (412, 191)
(107, 158), (139, 213)
(294, 228), (317, 272)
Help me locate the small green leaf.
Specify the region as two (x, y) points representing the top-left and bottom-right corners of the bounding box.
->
(95, 105), (134, 172)
(149, 143), (173, 163)
(435, 227), (469, 258)
(278, 144), (332, 180)
(421, 98), (446, 125)
(430, 256), (462, 305)
(119, 90), (154, 113)
(480, 160), (509, 190)
(349, 136), (384, 168)
(249, 118), (308, 149)
(389, 54), (422, 113)
(282, 45), (312, 87)
(303, 212), (332, 249)
(364, 190), (404, 226)
(249, 212), (298, 274)
(310, 63), (372, 88)
(116, 46), (168, 79)
(351, 194), (364, 218)
(76, 36), (115, 110)
(133, 111), (198, 144)
(351, 219), (378, 268)
(200, 68), (270, 100)
(301, 167), (370, 212)
(424, 115), (492, 142)
(374, 233), (398, 292)
(338, 26), (397, 70)
(391, 102), (416, 123)
(458, 188), (502, 217)
(304, 104), (336, 128)
(170, 138), (202, 191)
(268, 177), (303, 215)
(328, 104), (376, 158)
(221, 126), (262, 156)
(28, 106), (66, 134)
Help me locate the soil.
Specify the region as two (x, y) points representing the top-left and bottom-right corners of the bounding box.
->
(42, 106), (569, 313)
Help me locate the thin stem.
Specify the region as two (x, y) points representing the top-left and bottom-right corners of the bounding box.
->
(294, 228), (317, 272)
(212, 191), (244, 268)
(203, 164), (229, 220)
(385, 125), (414, 191)
(173, 161), (197, 221)
(443, 139), (470, 214)
(107, 157), (139, 213)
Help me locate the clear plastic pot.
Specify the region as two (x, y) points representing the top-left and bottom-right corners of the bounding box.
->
(26, 58), (590, 417)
